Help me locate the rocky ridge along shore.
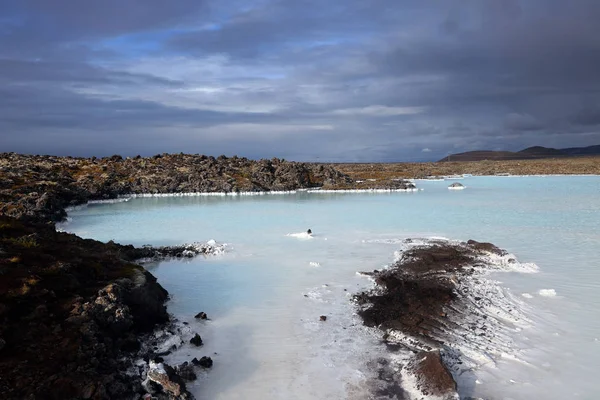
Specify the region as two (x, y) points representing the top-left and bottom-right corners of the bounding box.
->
(356, 239), (526, 400)
(1, 153), (413, 224)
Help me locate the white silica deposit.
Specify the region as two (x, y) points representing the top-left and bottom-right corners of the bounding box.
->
(538, 289), (557, 297)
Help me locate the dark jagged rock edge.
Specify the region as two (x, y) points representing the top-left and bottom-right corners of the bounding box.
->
(355, 239), (509, 399)
(0, 152), (416, 224)
(0, 153), (360, 224)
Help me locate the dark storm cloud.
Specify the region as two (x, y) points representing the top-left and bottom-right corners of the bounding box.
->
(504, 114), (544, 132)
(372, 3), (600, 105)
(569, 108), (600, 127)
(0, 83), (284, 132)
(0, 0), (599, 160)
(0, 0), (206, 49)
(0, 59), (182, 86)
(166, 0), (404, 58)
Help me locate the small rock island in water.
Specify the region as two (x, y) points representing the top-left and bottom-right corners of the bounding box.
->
(448, 182), (466, 190)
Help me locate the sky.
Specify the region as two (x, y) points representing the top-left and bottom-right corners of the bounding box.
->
(1, 0), (600, 162)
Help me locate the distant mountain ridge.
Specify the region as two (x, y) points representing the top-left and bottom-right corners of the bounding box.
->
(438, 145), (600, 162)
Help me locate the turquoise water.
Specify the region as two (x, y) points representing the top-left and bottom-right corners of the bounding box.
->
(61, 176), (600, 400)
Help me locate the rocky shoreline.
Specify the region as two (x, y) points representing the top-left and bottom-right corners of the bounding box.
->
(0, 216), (225, 399)
(355, 239), (529, 399)
(0, 152), (412, 225)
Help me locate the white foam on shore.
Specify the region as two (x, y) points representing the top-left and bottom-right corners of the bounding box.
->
(286, 232), (314, 240)
(118, 187), (421, 198)
(62, 198), (132, 214)
(361, 238), (406, 244)
(125, 190), (298, 197)
(55, 216), (73, 232)
(192, 240), (227, 256)
(88, 198), (131, 204)
(480, 252), (540, 274)
(308, 188), (419, 193)
(62, 204), (89, 213)
(522, 293), (534, 299)
(482, 174), (600, 178)
(538, 289), (557, 297)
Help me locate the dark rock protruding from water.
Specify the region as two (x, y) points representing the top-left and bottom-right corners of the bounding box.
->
(448, 182), (465, 190)
(175, 362), (197, 381)
(145, 361), (192, 399)
(194, 356), (213, 368)
(194, 312), (208, 320)
(319, 315), (327, 321)
(190, 333), (203, 347)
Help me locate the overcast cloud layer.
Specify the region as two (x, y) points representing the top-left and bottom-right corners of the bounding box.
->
(1, 0), (600, 161)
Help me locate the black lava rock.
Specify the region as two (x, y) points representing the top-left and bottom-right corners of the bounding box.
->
(190, 333), (203, 346)
(194, 312), (208, 320)
(192, 356), (213, 368)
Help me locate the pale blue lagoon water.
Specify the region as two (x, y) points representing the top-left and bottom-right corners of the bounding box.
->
(60, 176), (600, 400)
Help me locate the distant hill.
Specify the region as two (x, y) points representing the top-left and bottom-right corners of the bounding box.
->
(562, 144), (600, 156)
(439, 145), (600, 162)
(518, 146), (565, 157)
